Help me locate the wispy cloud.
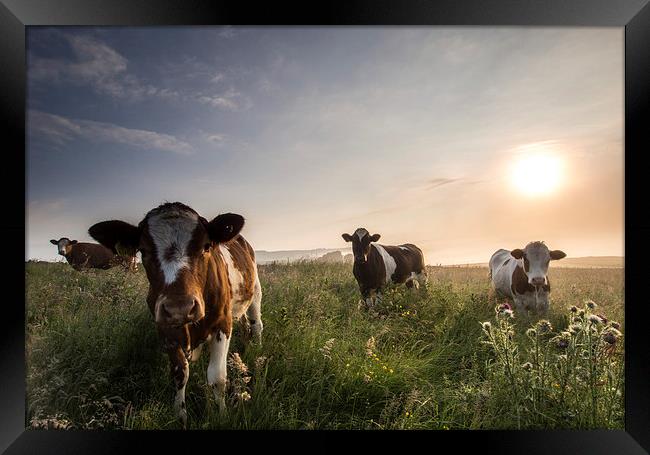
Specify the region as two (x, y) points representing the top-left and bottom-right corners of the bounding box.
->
(421, 177), (484, 191)
(29, 34), (174, 101)
(205, 133), (226, 144)
(210, 72), (226, 84)
(426, 178), (461, 190)
(196, 88), (251, 111)
(29, 110), (193, 155)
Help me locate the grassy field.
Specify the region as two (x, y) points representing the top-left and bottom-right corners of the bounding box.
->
(25, 261), (624, 430)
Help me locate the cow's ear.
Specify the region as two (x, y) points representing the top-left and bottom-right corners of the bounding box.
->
(50, 239), (58, 245)
(342, 233), (353, 242)
(550, 250), (566, 260)
(89, 220), (140, 254)
(70, 240), (78, 245)
(207, 213), (245, 243)
(370, 234), (381, 243)
(511, 249), (524, 259)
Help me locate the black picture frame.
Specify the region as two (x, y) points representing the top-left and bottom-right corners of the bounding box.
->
(3, 0), (649, 453)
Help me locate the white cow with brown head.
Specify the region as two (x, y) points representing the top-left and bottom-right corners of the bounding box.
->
(489, 241), (566, 315)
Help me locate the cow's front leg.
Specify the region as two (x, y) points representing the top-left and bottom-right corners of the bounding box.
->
(513, 297), (528, 317)
(374, 289), (383, 306)
(534, 291), (550, 315)
(207, 328), (232, 413)
(168, 348), (189, 429)
(358, 288), (370, 310)
(358, 288), (376, 310)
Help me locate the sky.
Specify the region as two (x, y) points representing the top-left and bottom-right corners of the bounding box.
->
(26, 27), (624, 265)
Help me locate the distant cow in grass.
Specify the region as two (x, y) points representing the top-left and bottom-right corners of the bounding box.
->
(342, 228), (426, 309)
(489, 241), (566, 315)
(50, 237), (137, 272)
(50, 237), (126, 271)
(88, 202), (263, 428)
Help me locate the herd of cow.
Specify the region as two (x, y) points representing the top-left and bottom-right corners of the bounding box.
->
(48, 201), (566, 428)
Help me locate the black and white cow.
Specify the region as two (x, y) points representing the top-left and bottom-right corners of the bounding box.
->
(489, 241), (566, 314)
(342, 228), (426, 309)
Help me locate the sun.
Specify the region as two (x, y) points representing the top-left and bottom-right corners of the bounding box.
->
(510, 145), (564, 197)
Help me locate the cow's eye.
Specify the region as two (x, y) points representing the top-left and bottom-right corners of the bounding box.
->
(203, 243), (211, 252)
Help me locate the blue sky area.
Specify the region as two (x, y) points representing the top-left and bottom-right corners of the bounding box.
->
(26, 27), (623, 264)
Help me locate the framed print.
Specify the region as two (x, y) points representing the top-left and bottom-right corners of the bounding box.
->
(2, 0), (649, 453)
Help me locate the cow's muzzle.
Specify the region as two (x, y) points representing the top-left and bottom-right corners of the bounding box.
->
(530, 277), (546, 287)
(156, 294), (205, 326)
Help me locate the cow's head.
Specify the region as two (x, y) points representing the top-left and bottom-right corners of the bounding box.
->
(50, 237), (77, 256)
(88, 202), (244, 327)
(510, 241), (566, 287)
(342, 228), (380, 265)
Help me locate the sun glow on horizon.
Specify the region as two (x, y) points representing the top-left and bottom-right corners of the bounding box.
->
(510, 143), (565, 197)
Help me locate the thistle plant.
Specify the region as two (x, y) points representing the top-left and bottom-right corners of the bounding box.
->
(228, 352), (252, 404)
(480, 300), (623, 429)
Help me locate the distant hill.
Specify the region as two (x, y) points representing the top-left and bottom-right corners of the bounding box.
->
(255, 248), (351, 265)
(553, 256), (623, 268)
(440, 256), (623, 269)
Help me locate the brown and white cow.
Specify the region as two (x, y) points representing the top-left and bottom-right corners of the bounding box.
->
(342, 228), (426, 309)
(88, 202), (262, 427)
(51, 237), (137, 272)
(50, 237), (132, 271)
(489, 241), (566, 315)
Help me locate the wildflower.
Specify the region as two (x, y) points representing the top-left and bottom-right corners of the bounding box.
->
(229, 352), (249, 375)
(480, 321), (492, 331)
(552, 332), (571, 349)
(254, 356), (268, 372)
(496, 303), (514, 319)
(405, 411), (410, 417)
(588, 314), (603, 325)
(569, 305), (578, 313)
(522, 362), (533, 371)
(496, 303), (512, 314)
(365, 336), (376, 357)
(239, 391), (251, 402)
(602, 328), (622, 345)
(536, 320), (553, 334)
(568, 324), (582, 335)
(389, 368), (394, 374)
(319, 338), (336, 359)
(585, 299), (597, 310)
(346, 363), (350, 368)
(609, 321), (621, 330)
(597, 314), (608, 324)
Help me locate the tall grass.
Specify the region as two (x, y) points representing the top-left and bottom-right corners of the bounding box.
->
(25, 261), (624, 430)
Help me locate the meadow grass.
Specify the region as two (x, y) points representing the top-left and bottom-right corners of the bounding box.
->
(25, 261), (624, 430)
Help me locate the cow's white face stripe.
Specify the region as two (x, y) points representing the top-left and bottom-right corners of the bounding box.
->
(56, 239), (70, 255)
(354, 228), (369, 241)
(147, 209), (199, 285)
(372, 244), (397, 283)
